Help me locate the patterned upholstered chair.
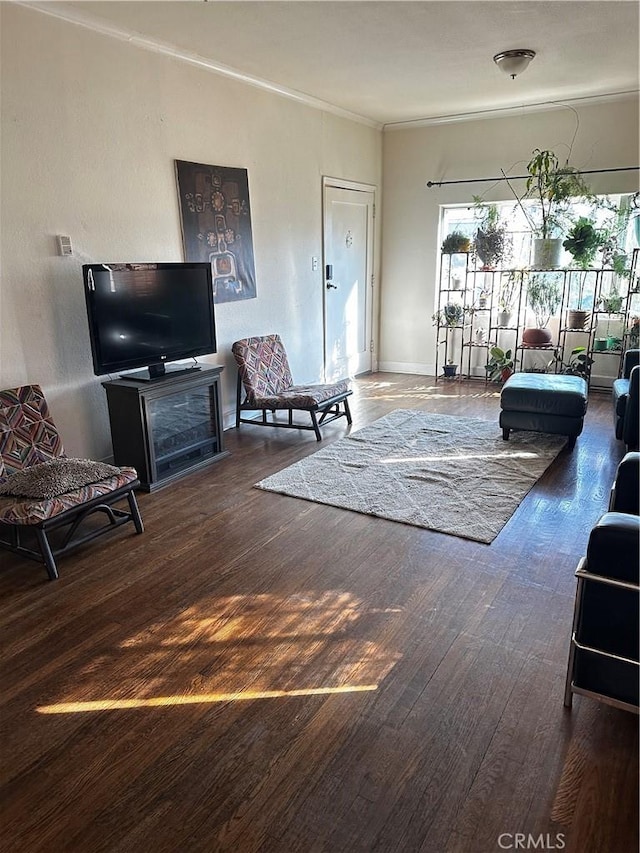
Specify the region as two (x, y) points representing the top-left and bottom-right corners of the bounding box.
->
(0, 385), (143, 580)
(231, 334), (352, 441)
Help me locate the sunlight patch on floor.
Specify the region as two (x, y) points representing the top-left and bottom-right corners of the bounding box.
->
(34, 590), (401, 717)
(380, 451), (540, 463)
(36, 684), (378, 714)
(120, 590), (366, 648)
(357, 389), (501, 401)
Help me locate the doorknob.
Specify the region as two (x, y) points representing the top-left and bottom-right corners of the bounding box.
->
(326, 283), (338, 290)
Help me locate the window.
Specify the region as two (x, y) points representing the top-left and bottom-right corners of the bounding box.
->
(440, 194), (633, 270)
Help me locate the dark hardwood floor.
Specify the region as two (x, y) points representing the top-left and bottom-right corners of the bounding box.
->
(0, 374), (637, 853)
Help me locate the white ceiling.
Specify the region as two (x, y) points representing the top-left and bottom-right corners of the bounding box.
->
(37, 1), (640, 126)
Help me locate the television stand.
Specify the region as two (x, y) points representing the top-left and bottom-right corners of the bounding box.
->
(121, 363), (202, 382)
(103, 366), (229, 491)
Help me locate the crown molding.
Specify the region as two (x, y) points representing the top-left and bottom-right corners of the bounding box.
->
(14, 2), (638, 133)
(383, 90), (639, 131)
(16, 1), (382, 130)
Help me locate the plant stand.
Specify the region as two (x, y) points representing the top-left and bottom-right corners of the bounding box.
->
(435, 248), (638, 390)
(434, 250), (469, 380)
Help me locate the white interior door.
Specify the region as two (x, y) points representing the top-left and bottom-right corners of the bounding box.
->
(323, 182), (375, 381)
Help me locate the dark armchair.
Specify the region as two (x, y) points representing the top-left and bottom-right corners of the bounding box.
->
(564, 452), (639, 713)
(612, 349), (639, 450)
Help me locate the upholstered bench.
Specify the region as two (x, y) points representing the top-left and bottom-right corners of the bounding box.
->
(500, 373), (588, 450)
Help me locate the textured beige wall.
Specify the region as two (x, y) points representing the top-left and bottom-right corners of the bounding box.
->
(379, 99), (640, 373)
(0, 4), (381, 460)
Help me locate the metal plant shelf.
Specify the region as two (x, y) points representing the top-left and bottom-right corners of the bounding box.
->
(434, 247), (640, 387)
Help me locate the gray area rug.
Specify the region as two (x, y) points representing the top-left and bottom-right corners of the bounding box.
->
(255, 409), (567, 543)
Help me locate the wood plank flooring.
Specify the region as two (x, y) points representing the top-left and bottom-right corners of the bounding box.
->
(0, 374), (637, 853)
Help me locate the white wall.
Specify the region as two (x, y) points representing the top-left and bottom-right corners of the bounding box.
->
(379, 99), (639, 374)
(0, 4), (381, 460)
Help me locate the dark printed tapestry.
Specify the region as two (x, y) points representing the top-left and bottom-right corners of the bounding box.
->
(175, 160), (257, 303)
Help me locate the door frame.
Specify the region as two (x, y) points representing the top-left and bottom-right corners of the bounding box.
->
(322, 176), (378, 379)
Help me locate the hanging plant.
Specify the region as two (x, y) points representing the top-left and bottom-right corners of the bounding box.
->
(471, 201), (511, 269)
(473, 227), (508, 270)
(563, 217), (603, 269)
(599, 293), (624, 313)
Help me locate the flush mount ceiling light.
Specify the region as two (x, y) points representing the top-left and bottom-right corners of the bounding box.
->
(493, 49), (536, 79)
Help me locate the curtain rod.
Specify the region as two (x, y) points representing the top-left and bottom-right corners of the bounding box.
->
(426, 166), (639, 188)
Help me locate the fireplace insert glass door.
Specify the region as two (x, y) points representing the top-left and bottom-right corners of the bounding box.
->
(103, 366), (229, 490)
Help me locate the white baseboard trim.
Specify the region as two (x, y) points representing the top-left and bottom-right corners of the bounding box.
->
(377, 361), (436, 376)
(589, 375), (615, 390)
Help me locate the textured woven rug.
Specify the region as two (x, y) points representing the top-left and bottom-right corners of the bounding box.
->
(255, 409), (567, 543)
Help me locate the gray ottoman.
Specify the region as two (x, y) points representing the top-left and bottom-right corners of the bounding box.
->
(500, 373), (588, 450)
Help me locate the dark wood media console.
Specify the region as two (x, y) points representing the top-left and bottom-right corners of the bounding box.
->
(102, 366), (229, 491)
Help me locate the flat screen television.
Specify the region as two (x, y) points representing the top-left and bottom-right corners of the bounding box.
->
(83, 262), (216, 381)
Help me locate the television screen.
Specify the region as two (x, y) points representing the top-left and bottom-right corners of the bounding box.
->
(83, 262), (216, 379)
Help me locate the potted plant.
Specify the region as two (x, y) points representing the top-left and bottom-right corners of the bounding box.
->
(565, 267), (593, 330)
(485, 346), (515, 383)
(441, 231), (471, 254)
(563, 217), (603, 330)
(443, 359), (458, 378)
(599, 293), (624, 314)
(566, 304), (591, 331)
(547, 346), (593, 379)
(472, 201), (510, 270)
(523, 273), (561, 345)
(432, 303), (465, 327)
(497, 270), (521, 327)
(594, 290), (624, 350)
(515, 149), (592, 269)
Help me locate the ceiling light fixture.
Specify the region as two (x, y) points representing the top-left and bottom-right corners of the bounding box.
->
(493, 49), (536, 80)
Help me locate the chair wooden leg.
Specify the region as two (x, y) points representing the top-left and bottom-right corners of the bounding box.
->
(35, 528), (59, 581)
(127, 491), (144, 534)
(310, 410), (322, 441)
(343, 396), (352, 424)
(235, 373), (242, 429)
